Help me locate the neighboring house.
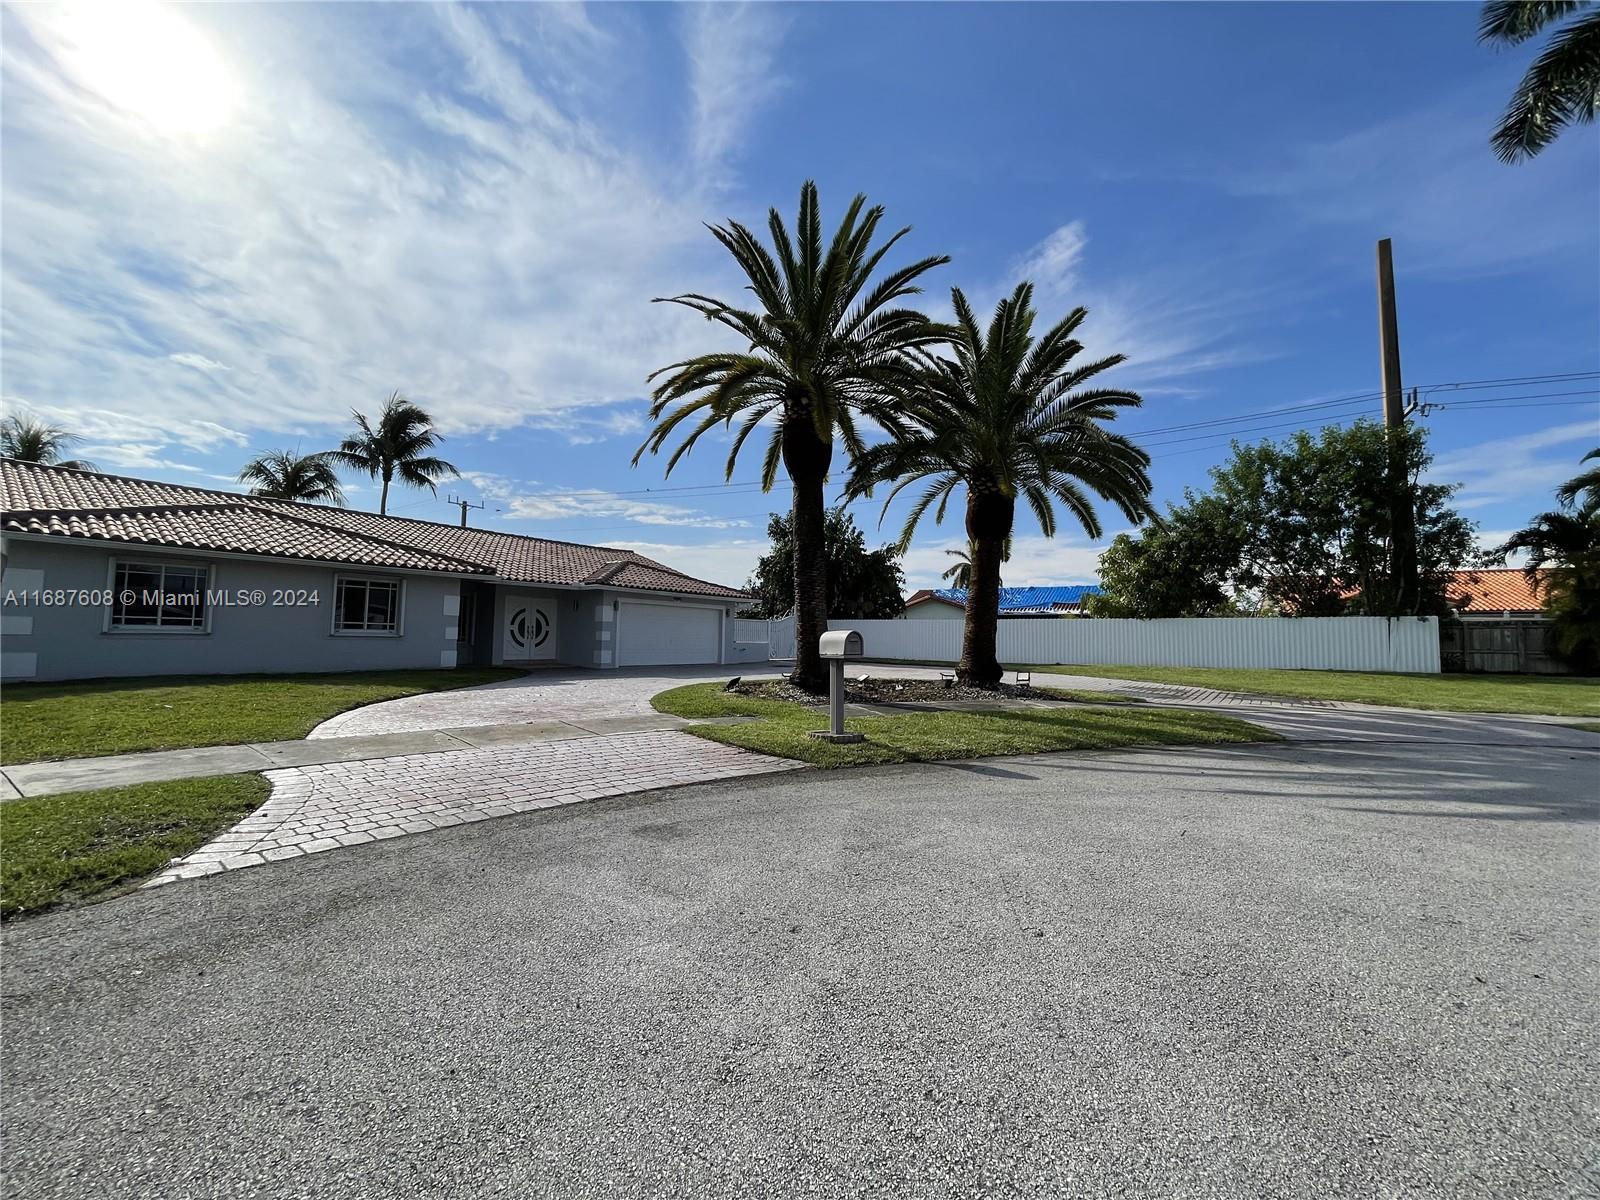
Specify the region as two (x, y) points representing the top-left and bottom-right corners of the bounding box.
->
(0, 459), (754, 682)
(901, 585), (1101, 619)
(1439, 567), (1561, 675)
(1444, 567), (1548, 619)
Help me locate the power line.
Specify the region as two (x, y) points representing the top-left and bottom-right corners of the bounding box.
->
(426, 371), (1598, 513)
(1139, 388), (1598, 450)
(1417, 388), (1598, 409)
(1122, 371), (1597, 440)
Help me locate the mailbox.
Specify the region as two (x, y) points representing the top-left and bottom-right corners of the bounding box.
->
(819, 630), (864, 659)
(810, 630), (867, 744)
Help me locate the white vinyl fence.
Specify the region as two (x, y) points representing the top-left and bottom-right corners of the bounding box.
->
(766, 616), (797, 661)
(732, 618), (770, 644)
(786, 615), (1440, 674)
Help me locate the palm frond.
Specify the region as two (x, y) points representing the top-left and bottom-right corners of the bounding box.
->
(1488, 5), (1600, 161)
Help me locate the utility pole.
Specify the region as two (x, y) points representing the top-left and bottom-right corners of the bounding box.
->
(445, 495), (485, 528)
(1376, 238), (1418, 614)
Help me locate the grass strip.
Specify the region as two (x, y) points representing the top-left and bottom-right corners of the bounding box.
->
(1027, 665), (1599, 717)
(652, 682), (1276, 769)
(1, 774), (270, 919)
(2, 668), (523, 764)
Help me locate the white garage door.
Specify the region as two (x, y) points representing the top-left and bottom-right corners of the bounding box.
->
(616, 602), (721, 667)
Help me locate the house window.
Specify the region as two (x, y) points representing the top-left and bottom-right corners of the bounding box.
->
(333, 576), (402, 635)
(457, 592), (478, 645)
(110, 561), (208, 631)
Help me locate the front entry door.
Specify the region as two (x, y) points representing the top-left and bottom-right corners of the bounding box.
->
(503, 597), (557, 662)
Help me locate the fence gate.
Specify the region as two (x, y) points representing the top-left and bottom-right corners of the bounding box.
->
(766, 615), (796, 660)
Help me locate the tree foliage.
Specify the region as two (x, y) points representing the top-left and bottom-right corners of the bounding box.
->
(1089, 421), (1478, 618)
(742, 508), (906, 620)
(238, 449), (345, 505)
(1480, 0), (1600, 162)
(1, 414), (96, 471)
(1498, 447), (1600, 671)
(330, 393), (458, 516)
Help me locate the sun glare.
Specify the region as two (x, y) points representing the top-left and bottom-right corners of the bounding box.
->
(50, 2), (240, 137)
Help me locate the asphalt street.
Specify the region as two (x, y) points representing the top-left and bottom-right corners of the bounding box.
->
(3, 738), (1596, 1199)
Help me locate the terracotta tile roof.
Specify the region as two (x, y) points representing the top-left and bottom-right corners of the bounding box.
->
(2, 503), (487, 574)
(1, 459), (747, 598)
(1447, 568), (1550, 614)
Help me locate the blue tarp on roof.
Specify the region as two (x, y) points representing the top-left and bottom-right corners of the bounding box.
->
(931, 585), (1100, 611)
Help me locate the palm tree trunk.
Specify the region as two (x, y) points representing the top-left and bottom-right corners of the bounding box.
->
(783, 420), (832, 694)
(379, 470), (391, 516)
(958, 489), (1013, 688)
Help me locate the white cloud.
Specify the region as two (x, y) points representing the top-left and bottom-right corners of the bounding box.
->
(991, 221), (1277, 395)
(3, 397), (246, 454)
(464, 471), (750, 530)
(168, 352), (229, 373)
(1430, 418), (1598, 510)
(0, 3), (787, 462)
(79, 443), (208, 473)
(683, 3), (787, 183)
(1013, 221), (1087, 299)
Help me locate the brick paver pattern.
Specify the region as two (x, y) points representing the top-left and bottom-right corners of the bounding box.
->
(148, 730), (801, 887)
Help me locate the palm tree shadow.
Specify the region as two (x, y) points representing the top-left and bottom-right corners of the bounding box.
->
(1003, 741), (1599, 825)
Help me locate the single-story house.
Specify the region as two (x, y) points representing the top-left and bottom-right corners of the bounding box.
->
(901, 585), (1101, 619)
(0, 459), (755, 682)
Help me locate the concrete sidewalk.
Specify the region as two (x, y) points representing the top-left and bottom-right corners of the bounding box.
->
(0, 712), (743, 799)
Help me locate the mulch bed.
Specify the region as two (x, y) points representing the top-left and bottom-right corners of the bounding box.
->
(727, 677), (1062, 707)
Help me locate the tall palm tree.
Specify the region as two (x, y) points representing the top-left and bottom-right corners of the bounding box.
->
(1, 414), (97, 471)
(329, 393), (458, 516)
(1500, 450), (1600, 671)
(238, 449), (346, 505)
(848, 284), (1153, 686)
(1480, 0), (1600, 162)
(635, 182), (949, 692)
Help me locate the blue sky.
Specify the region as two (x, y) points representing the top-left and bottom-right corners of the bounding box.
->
(3, 1), (1596, 589)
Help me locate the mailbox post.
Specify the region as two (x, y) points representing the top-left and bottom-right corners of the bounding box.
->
(810, 630), (866, 744)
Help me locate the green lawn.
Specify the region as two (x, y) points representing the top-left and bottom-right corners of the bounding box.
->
(1028, 665), (1600, 717)
(1, 774), (269, 920)
(1, 668), (523, 764)
(652, 682), (1276, 768)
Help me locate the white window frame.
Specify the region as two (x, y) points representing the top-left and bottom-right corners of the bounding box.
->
(331, 574), (405, 637)
(105, 557), (212, 635)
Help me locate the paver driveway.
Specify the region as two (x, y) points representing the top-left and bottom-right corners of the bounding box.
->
(146, 730), (801, 887)
(145, 666), (791, 884)
(311, 664), (744, 738)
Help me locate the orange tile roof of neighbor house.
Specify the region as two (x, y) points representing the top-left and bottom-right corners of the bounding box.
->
(1446, 568), (1549, 614)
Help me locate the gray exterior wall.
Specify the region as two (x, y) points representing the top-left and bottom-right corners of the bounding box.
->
(1, 537), (749, 681)
(2, 539), (460, 682)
